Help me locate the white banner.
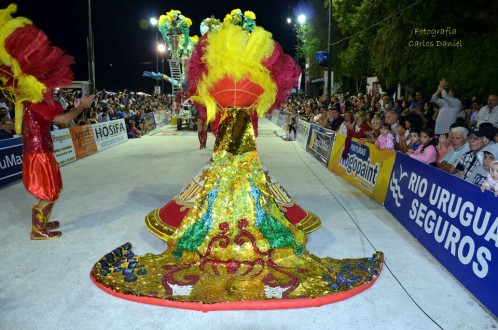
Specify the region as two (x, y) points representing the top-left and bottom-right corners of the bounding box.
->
(92, 119), (128, 152)
(154, 110), (169, 127)
(295, 119), (311, 150)
(51, 128), (77, 166)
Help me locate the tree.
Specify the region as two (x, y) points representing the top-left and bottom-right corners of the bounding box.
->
(314, 0), (498, 98)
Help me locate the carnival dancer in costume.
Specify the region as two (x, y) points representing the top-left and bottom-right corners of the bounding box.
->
(142, 12), (316, 235)
(91, 9), (383, 311)
(144, 14), (222, 149)
(0, 4), (96, 240)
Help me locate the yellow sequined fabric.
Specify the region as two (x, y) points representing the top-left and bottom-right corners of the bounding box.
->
(91, 108), (383, 305)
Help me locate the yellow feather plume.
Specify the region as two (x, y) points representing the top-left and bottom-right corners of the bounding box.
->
(244, 11), (256, 20)
(192, 24), (276, 122)
(0, 4), (48, 134)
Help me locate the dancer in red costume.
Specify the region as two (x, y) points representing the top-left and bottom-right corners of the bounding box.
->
(22, 96), (95, 240)
(0, 4), (95, 239)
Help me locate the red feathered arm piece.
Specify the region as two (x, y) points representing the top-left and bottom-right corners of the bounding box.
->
(263, 42), (301, 114)
(186, 36), (209, 123)
(186, 35), (208, 98)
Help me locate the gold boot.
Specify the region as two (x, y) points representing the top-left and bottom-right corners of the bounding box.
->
(31, 203), (62, 240)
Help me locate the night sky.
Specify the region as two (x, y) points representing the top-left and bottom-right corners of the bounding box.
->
(10, 0), (306, 94)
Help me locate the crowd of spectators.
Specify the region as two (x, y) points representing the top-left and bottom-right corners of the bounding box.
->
(0, 89), (171, 140)
(282, 80), (498, 195)
(2, 82), (498, 195)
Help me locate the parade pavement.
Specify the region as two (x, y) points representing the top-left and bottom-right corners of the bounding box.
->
(1, 118), (497, 330)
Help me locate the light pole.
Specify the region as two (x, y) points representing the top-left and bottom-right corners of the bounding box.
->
(87, 0), (96, 93)
(150, 17), (159, 91)
(157, 43), (166, 94)
(327, 0), (332, 100)
(288, 14), (306, 95)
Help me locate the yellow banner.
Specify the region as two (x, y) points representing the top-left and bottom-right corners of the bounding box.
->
(328, 134), (396, 204)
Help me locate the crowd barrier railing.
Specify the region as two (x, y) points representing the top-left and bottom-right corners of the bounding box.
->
(270, 111), (497, 316)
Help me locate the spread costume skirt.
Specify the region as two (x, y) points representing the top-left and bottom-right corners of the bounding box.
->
(90, 109), (383, 311)
(144, 161), (321, 240)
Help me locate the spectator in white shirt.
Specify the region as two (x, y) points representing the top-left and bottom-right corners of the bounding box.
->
(431, 79), (463, 135)
(476, 94), (498, 127)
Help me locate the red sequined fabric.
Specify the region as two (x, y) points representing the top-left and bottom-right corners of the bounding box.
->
(22, 102), (63, 200)
(22, 102), (62, 153)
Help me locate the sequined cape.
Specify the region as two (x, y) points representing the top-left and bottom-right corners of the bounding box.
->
(90, 108), (383, 311)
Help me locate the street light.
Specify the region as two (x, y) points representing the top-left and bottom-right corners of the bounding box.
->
(157, 43), (166, 94)
(297, 14), (306, 25)
(150, 17), (159, 91)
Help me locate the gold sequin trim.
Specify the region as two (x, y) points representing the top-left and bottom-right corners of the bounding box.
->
(144, 209), (176, 240)
(295, 211), (321, 233)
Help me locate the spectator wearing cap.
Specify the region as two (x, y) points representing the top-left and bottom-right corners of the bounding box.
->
(431, 79), (463, 135)
(436, 126), (470, 175)
(455, 125), (495, 181)
(476, 94), (498, 127)
(466, 143), (498, 186)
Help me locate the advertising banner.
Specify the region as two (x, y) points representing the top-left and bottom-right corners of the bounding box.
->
(154, 110), (170, 127)
(92, 119), (128, 152)
(328, 134), (396, 204)
(0, 137), (23, 188)
(70, 125), (98, 159)
(144, 112), (156, 131)
(306, 124), (335, 165)
(295, 119), (311, 150)
(384, 153), (498, 316)
(51, 128), (76, 166)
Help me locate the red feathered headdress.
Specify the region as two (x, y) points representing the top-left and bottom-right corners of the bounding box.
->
(0, 4), (73, 133)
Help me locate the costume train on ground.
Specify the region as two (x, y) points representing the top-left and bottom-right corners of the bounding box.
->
(90, 9), (383, 311)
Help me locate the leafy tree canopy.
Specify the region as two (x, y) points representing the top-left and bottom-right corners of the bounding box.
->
(296, 0), (498, 98)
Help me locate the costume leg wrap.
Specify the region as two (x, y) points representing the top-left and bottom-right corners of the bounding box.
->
(31, 202), (62, 240)
(198, 131), (203, 149)
(43, 201), (60, 230)
(201, 131), (207, 148)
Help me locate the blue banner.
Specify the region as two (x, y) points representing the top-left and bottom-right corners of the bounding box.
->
(384, 153), (498, 316)
(306, 124), (335, 165)
(0, 137), (23, 188)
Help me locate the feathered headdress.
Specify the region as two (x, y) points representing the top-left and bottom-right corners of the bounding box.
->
(0, 4), (74, 134)
(187, 10), (301, 123)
